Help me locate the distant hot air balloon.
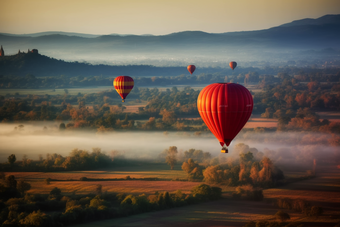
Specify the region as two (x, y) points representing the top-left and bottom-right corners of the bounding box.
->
(197, 83), (253, 153)
(229, 61), (237, 70)
(187, 65), (196, 74)
(113, 76), (134, 102)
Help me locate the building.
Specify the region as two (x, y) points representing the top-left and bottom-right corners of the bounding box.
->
(0, 46), (38, 56)
(0, 45), (4, 57)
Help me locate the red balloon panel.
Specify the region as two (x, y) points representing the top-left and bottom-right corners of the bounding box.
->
(187, 65), (196, 74)
(197, 83), (253, 147)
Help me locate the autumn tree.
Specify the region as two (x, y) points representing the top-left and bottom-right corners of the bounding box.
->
(165, 146), (178, 170)
(182, 158), (203, 180)
(275, 210), (290, 222)
(160, 109), (177, 125)
(5, 175), (17, 188)
(8, 154), (16, 165)
(17, 180), (31, 194)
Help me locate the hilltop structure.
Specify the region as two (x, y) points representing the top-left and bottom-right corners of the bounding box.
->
(0, 45), (4, 57)
(0, 46), (38, 57)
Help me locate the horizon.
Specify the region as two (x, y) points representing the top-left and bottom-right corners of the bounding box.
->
(0, 13), (339, 38)
(1, 0), (340, 35)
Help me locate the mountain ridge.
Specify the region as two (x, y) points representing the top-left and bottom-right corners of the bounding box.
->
(1, 14), (339, 38)
(0, 14), (339, 65)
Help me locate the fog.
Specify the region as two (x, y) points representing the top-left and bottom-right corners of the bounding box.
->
(0, 122), (218, 161)
(0, 122), (339, 169)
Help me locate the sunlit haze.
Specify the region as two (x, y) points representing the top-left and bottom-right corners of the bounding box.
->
(1, 0), (340, 35)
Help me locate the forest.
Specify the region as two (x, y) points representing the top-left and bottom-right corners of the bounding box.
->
(1, 67), (340, 142)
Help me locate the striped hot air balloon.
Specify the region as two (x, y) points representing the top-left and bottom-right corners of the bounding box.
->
(113, 76), (134, 102)
(197, 83), (253, 153)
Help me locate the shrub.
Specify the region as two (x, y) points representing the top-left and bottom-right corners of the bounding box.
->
(44, 178), (51, 185)
(309, 206), (323, 218)
(275, 210), (290, 222)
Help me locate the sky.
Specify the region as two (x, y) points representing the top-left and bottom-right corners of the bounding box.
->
(1, 0), (340, 35)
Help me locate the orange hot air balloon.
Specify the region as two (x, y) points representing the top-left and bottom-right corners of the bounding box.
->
(187, 65), (196, 74)
(229, 61), (237, 70)
(113, 76), (134, 102)
(197, 83), (253, 153)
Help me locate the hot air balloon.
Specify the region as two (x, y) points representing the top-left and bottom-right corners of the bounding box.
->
(187, 65), (196, 75)
(229, 61), (237, 70)
(113, 76), (134, 102)
(197, 83), (253, 153)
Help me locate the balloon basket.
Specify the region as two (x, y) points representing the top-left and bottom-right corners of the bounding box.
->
(221, 147), (228, 153)
(122, 100), (125, 102)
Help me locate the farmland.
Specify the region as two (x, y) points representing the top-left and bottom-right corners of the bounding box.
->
(4, 161), (340, 227)
(23, 164), (336, 227)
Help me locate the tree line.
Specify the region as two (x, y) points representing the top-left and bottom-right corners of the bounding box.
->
(159, 146), (285, 188)
(0, 172), (222, 227)
(0, 148), (114, 172)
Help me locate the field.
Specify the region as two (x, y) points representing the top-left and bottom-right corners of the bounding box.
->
(70, 165), (340, 227)
(244, 117), (278, 128)
(0, 85), (206, 96)
(8, 163), (192, 195)
(7, 163), (340, 227)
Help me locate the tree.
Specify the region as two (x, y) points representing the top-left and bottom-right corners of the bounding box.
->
(59, 123), (66, 130)
(275, 210), (290, 222)
(165, 146), (178, 170)
(19, 210), (54, 227)
(310, 206), (323, 218)
(96, 184), (102, 195)
(160, 109), (177, 125)
(240, 152), (254, 163)
(17, 180), (31, 194)
(5, 175), (17, 188)
(182, 158), (203, 180)
(44, 178), (51, 185)
(50, 187), (61, 196)
(8, 154), (16, 165)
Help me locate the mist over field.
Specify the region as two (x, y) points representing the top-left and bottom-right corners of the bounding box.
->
(1, 122), (338, 171)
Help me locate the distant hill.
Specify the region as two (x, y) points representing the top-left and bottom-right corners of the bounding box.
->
(279, 14), (340, 27)
(0, 51), (232, 77)
(0, 14), (339, 66)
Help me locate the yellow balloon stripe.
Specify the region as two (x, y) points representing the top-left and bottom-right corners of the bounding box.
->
(114, 81), (134, 86)
(115, 88), (132, 94)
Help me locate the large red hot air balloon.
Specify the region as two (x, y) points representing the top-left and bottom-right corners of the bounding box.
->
(113, 76), (134, 102)
(187, 65), (196, 74)
(197, 83), (253, 153)
(229, 61), (237, 70)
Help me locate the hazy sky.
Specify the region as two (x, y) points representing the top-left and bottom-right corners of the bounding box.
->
(1, 0), (340, 35)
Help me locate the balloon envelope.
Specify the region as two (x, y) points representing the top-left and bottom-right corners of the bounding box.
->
(229, 61), (237, 70)
(113, 76), (134, 102)
(187, 65), (196, 74)
(197, 83), (253, 147)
